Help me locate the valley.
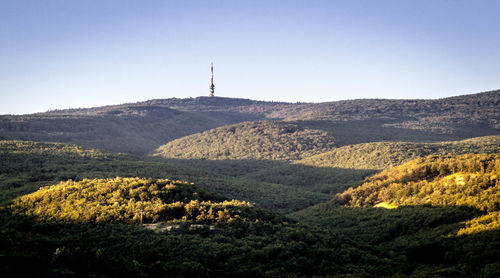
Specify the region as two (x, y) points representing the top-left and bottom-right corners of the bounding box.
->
(1, 90), (499, 277)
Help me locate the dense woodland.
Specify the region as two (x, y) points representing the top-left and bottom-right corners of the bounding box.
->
(1, 91), (499, 277)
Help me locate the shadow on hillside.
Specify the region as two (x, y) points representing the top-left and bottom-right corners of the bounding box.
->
(291, 203), (500, 273)
(160, 158), (378, 195)
(288, 203), (492, 246)
(2, 201), (498, 277)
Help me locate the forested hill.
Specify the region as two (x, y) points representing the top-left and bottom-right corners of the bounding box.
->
(0, 90), (498, 155)
(154, 121), (337, 160)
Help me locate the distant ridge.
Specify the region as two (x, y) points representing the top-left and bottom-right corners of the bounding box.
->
(0, 90), (498, 155)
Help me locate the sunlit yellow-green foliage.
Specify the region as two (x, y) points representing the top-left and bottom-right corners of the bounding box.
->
(296, 136), (500, 170)
(154, 121), (337, 160)
(11, 177), (256, 224)
(456, 211), (500, 236)
(336, 153), (500, 212)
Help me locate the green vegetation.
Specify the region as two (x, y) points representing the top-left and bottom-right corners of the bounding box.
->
(155, 121), (336, 160)
(2, 142), (500, 276)
(1, 209), (392, 278)
(297, 135), (500, 170)
(10, 177), (274, 224)
(243, 163), (375, 195)
(289, 203), (500, 277)
(0, 142), (383, 278)
(0, 90), (499, 277)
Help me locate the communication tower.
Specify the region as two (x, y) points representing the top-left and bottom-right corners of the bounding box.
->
(209, 62), (215, 97)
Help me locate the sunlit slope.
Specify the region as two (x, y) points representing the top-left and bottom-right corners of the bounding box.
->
(292, 153), (500, 236)
(154, 121), (336, 160)
(0, 140), (196, 203)
(10, 177), (277, 224)
(335, 153), (499, 211)
(296, 135), (500, 170)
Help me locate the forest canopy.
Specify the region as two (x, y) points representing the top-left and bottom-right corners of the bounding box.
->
(10, 177), (273, 224)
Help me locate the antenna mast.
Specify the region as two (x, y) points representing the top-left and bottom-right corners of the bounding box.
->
(209, 62), (215, 97)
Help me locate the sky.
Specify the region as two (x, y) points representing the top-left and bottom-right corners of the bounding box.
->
(1, 0), (499, 114)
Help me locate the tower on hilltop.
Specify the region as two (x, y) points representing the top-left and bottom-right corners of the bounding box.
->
(209, 62), (215, 97)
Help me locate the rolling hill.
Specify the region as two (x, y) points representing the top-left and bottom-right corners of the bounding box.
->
(0, 105), (261, 155)
(277, 90), (500, 128)
(154, 121), (337, 160)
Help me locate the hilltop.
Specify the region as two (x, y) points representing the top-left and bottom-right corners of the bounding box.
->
(154, 121), (337, 161)
(0, 89), (498, 155)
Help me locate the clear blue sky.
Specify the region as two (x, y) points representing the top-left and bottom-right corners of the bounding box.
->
(1, 0), (499, 114)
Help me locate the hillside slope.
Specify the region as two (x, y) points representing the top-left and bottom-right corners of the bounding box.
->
(296, 135), (500, 170)
(10, 177), (274, 224)
(335, 153), (499, 211)
(154, 121), (337, 160)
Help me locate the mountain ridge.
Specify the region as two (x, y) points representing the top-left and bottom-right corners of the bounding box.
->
(0, 89), (498, 155)
(21, 89), (498, 116)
